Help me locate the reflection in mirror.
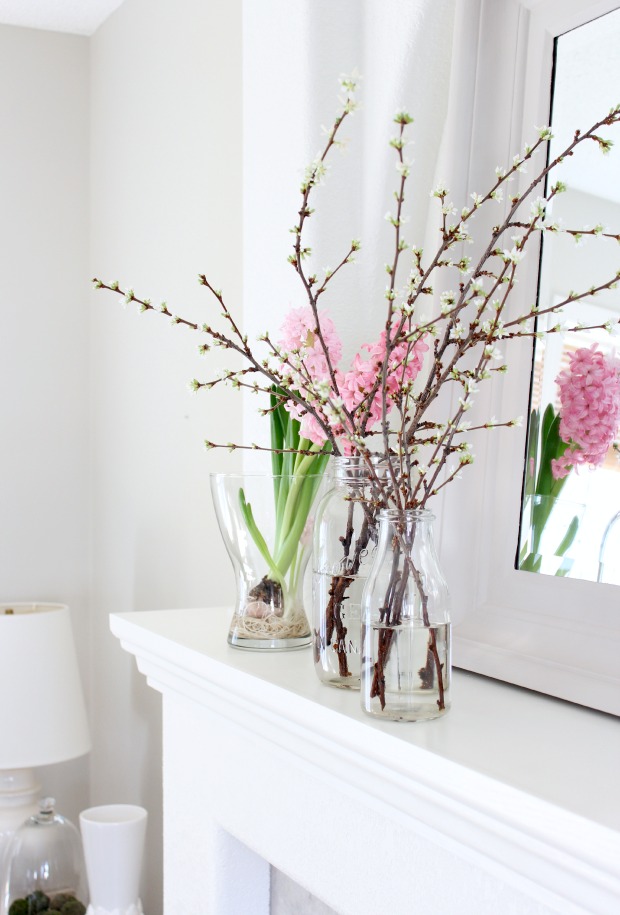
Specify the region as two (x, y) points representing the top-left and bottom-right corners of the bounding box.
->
(518, 7), (620, 584)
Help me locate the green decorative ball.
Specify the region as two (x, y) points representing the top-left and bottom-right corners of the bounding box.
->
(48, 897), (73, 911)
(26, 891), (50, 914)
(60, 902), (86, 915)
(8, 901), (29, 915)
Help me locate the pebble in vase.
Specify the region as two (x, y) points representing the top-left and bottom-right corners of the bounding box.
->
(79, 805), (147, 915)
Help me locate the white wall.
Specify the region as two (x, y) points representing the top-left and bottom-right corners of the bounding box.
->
(89, 0), (242, 911)
(1, 5), (242, 910)
(0, 24), (90, 827)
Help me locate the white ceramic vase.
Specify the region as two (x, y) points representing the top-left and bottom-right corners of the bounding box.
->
(79, 804), (147, 915)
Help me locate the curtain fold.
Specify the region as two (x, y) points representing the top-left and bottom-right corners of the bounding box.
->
(242, 0), (466, 456)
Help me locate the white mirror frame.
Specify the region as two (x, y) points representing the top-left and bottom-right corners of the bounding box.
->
(445, 0), (620, 716)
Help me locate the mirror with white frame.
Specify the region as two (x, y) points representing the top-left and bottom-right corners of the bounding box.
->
(449, 0), (620, 717)
(516, 7), (620, 585)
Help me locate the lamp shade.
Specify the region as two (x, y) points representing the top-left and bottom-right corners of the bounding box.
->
(0, 603), (90, 768)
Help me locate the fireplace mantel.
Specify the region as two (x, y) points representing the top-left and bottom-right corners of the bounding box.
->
(111, 607), (620, 915)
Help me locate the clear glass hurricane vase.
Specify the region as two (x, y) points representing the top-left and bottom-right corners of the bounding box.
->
(361, 509), (451, 721)
(210, 472), (323, 650)
(312, 456), (378, 688)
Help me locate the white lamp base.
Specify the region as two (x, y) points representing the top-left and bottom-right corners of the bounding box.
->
(0, 768), (41, 860)
(86, 903), (143, 915)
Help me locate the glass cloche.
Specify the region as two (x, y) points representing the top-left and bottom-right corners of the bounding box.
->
(1, 798), (88, 915)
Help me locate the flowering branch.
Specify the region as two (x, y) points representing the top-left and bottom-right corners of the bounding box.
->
(94, 86), (620, 516)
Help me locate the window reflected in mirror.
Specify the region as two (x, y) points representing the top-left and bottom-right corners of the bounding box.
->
(518, 7), (620, 584)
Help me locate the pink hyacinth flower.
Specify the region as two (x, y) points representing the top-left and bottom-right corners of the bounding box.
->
(278, 307), (344, 446)
(276, 308), (429, 450)
(278, 306), (343, 380)
(551, 345), (620, 479)
(341, 327), (429, 432)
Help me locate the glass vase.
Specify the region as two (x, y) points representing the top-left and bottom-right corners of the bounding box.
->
(210, 472), (324, 650)
(1, 798), (88, 915)
(518, 494), (584, 577)
(361, 508), (451, 721)
(312, 456), (378, 688)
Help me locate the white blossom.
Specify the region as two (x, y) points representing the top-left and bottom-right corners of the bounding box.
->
(484, 344), (503, 360)
(440, 290), (456, 314)
(501, 247), (525, 264)
(464, 378), (479, 395)
(530, 197), (546, 221)
(396, 159), (413, 177)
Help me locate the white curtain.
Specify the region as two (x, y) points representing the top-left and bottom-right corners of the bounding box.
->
(241, 0), (486, 456)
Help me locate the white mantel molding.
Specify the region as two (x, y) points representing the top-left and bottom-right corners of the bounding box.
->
(111, 607), (620, 915)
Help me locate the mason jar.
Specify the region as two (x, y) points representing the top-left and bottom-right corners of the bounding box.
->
(312, 456), (378, 688)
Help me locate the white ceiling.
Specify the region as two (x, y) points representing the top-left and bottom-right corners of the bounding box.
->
(0, 0), (125, 36)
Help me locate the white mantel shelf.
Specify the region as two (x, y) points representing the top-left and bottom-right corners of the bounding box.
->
(111, 607), (620, 915)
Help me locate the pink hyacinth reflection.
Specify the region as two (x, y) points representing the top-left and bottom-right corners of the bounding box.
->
(551, 345), (620, 479)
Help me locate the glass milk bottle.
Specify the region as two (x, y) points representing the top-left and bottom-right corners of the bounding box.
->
(361, 508), (451, 721)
